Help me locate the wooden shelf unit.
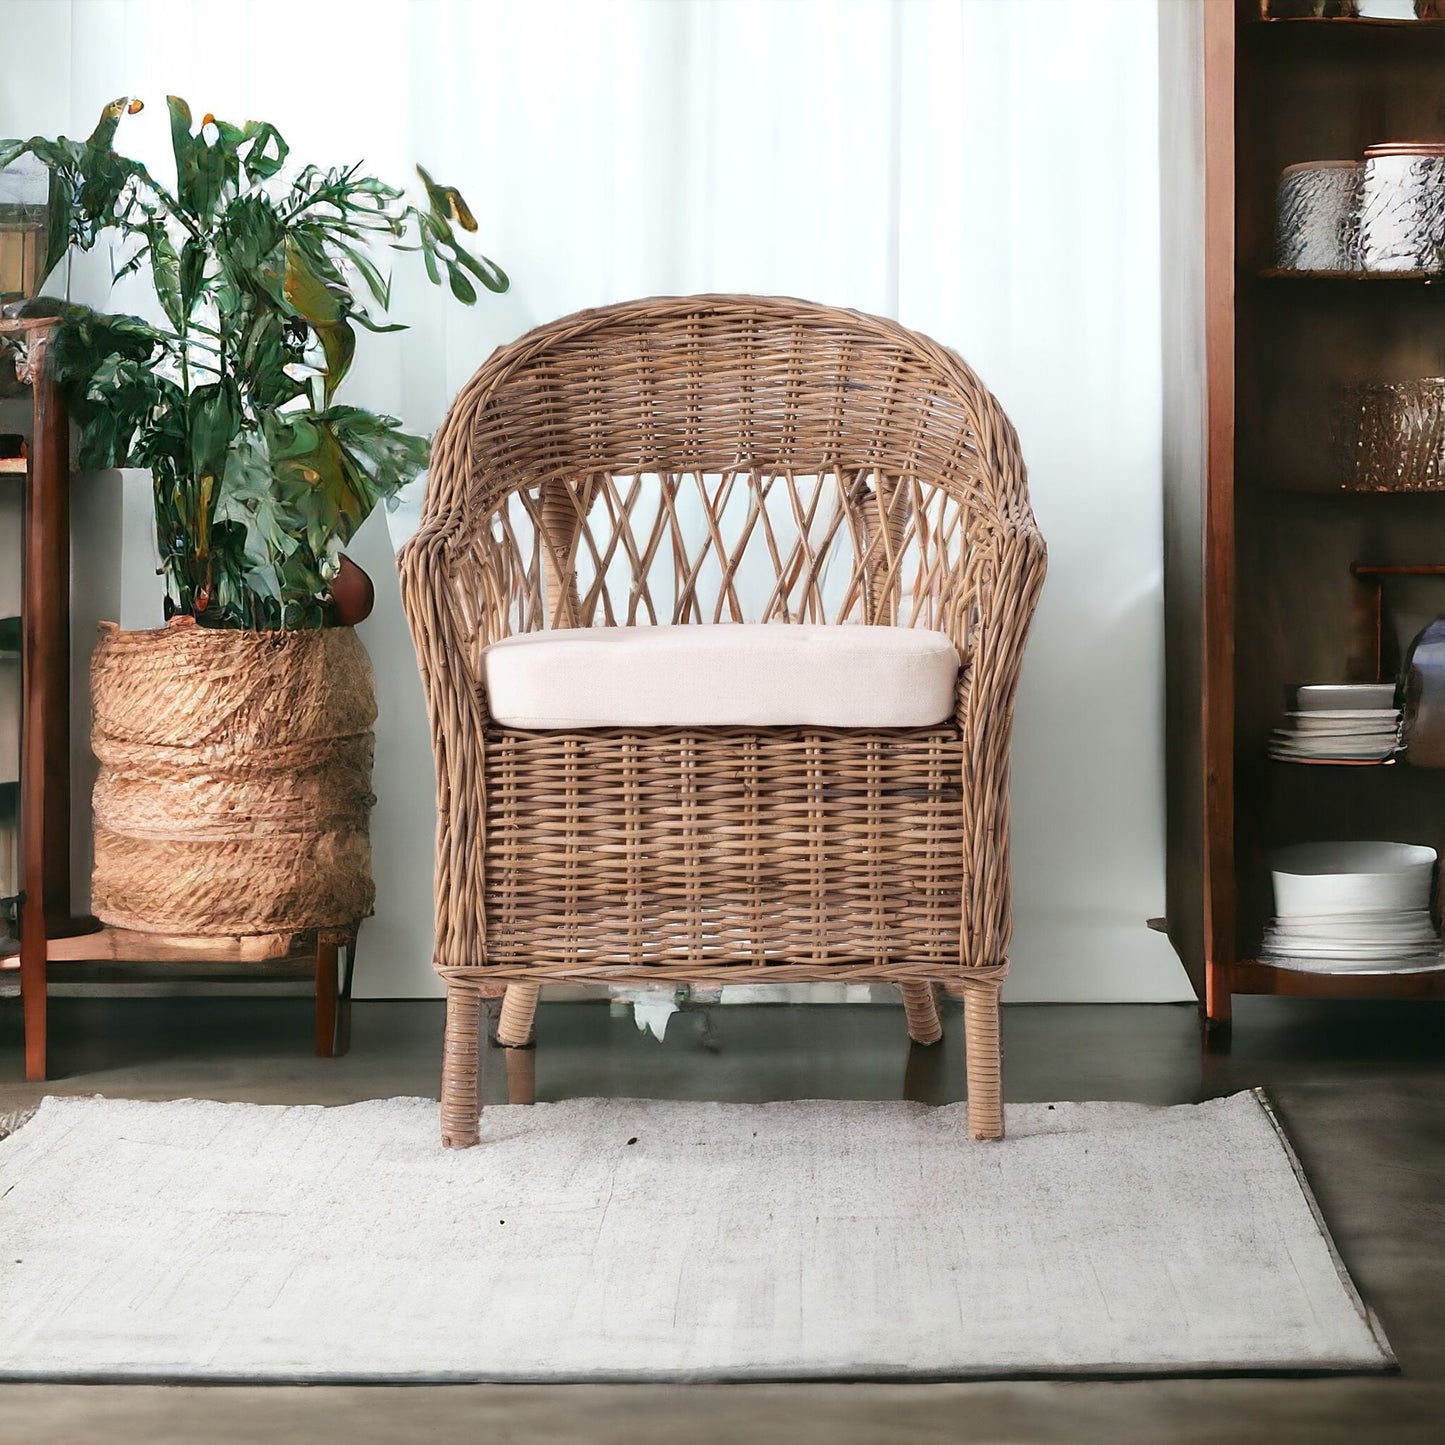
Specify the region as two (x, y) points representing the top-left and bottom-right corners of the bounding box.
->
(1162, 2), (1445, 1026)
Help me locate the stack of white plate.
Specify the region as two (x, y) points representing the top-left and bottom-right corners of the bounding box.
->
(1262, 841), (1443, 974)
(1268, 683), (1400, 763)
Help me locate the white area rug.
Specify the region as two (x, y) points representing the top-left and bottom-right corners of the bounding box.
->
(0, 1091), (1391, 1381)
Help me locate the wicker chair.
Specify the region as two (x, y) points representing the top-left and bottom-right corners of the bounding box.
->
(398, 295), (1046, 1147)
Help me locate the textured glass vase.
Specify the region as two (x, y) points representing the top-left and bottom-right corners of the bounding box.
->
(1275, 161), (1362, 271)
(1348, 378), (1445, 491)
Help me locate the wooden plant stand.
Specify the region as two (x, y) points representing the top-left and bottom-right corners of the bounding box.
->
(0, 317), (358, 1080)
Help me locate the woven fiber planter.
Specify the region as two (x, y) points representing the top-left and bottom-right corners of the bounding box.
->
(89, 619), (376, 936)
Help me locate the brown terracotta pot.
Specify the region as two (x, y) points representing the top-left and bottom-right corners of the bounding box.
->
(329, 554), (375, 626)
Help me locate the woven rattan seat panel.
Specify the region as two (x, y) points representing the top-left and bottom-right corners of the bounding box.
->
(481, 725), (966, 972)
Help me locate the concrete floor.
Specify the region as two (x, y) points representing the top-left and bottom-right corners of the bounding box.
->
(0, 993), (1442, 1444)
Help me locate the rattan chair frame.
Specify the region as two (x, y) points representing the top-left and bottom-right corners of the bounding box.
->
(399, 295), (1046, 1147)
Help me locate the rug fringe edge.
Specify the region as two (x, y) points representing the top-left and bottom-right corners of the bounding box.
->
(0, 1106), (37, 1143)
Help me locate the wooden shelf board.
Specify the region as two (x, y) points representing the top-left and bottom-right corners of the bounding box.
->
(1233, 959), (1445, 1000)
(1345, 488), (1445, 496)
(1352, 562), (1445, 577)
(1249, 15), (1445, 29)
(31, 925), (311, 967)
(0, 458), (26, 474)
(1257, 268), (1445, 283)
(1250, 478), (1445, 497)
(1267, 755), (1397, 766)
(0, 956), (316, 998)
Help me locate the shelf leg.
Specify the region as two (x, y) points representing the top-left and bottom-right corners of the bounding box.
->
(19, 931), (46, 1082)
(1202, 958), (1233, 1053)
(334, 931), (356, 1058)
(16, 326), (68, 1085)
(314, 934), (339, 1058)
(1204, 958), (1233, 1027)
(1202, 1014), (1233, 1056)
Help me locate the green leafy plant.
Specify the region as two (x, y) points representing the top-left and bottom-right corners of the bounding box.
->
(0, 97), (506, 628)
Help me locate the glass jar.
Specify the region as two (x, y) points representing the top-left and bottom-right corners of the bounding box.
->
(0, 155), (49, 306)
(1359, 142), (1445, 273)
(1275, 161), (1362, 271)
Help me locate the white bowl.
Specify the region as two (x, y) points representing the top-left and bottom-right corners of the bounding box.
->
(1269, 841), (1437, 918)
(1294, 684), (1397, 712)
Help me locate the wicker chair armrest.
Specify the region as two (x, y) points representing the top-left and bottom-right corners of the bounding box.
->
(398, 521), (505, 702)
(945, 519), (1046, 968)
(398, 521), (498, 969)
(942, 513), (1046, 710)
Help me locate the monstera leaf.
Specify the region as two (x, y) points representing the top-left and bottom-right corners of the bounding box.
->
(41, 307), (168, 468)
(264, 406), (428, 552)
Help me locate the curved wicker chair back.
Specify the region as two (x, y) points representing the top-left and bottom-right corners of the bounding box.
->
(400, 296), (1046, 1148)
(411, 294), (1036, 647)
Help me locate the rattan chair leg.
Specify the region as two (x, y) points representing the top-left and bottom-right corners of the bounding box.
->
(958, 977), (1005, 1141)
(496, 981), (540, 1048)
(441, 983), (483, 1148)
(504, 1044), (537, 1105)
(899, 982), (943, 1046)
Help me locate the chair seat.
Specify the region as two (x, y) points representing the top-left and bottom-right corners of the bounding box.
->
(482, 624), (962, 729)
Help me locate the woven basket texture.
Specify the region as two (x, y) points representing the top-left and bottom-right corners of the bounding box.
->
(90, 619), (376, 935)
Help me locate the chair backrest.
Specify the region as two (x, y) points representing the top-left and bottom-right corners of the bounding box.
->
(408, 294), (1034, 644)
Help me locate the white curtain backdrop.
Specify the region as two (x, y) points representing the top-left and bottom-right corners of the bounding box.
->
(0, 0), (1189, 1001)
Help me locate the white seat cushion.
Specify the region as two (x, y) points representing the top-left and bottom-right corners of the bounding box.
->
(482, 624), (961, 729)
